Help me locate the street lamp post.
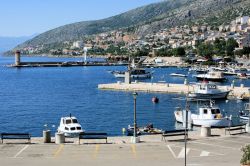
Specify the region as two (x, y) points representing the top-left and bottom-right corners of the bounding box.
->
(248, 89), (250, 133)
(131, 92), (140, 143)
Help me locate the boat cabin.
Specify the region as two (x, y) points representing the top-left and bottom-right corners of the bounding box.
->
(197, 106), (222, 119)
(58, 116), (83, 136)
(196, 83), (217, 92)
(61, 117), (82, 131)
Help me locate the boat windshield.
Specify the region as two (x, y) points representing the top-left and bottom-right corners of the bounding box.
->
(211, 109), (220, 114)
(72, 119), (78, 123)
(66, 119), (71, 124)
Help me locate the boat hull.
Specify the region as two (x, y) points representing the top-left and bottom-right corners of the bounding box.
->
(196, 76), (226, 82)
(188, 91), (230, 99)
(240, 115), (249, 120)
(113, 72), (151, 79)
(174, 111), (231, 127)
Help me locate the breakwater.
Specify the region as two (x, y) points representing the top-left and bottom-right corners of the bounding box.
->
(98, 82), (250, 99)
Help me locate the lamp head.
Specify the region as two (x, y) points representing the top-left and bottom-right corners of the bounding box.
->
(132, 92), (138, 99)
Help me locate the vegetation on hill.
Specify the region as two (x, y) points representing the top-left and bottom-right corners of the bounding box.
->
(13, 0), (250, 55)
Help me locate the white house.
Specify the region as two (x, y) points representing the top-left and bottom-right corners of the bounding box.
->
(73, 41), (84, 48)
(236, 16), (249, 25)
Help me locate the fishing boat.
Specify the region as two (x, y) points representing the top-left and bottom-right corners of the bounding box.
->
(195, 71), (226, 82)
(57, 115), (84, 137)
(170, 73), (187, 77)
(188, 82), (230, 99)
(112, 68), (152, 79)
(174, 101), (231, 127)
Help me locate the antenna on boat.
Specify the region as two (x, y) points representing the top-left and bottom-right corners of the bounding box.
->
(70, 113), (71, 118)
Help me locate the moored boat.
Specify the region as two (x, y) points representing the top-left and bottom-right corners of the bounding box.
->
(174, 101), (231, 127)
(126, 123), (163, 136)
(195, 71), (226, 82)
(57, 115), (84, 137)
(112, 68), (152, 79)
(188, 82), (230, 99)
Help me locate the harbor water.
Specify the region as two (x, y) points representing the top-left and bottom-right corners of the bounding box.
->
(0, 56), (248, 136)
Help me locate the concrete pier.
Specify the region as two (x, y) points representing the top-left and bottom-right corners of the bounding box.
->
(8, 61), (128, 67)
(98, 82), (250, 99)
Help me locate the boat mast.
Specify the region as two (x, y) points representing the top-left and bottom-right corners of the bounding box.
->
(184, 83), (190, 166)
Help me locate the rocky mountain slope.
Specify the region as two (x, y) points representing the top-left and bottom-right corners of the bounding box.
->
(15, 0), (250, 51)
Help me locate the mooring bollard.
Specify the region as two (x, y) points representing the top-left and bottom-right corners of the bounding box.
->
(200, 126), (211, 137)
(43, 130), (51, 143)
(184, 78), (188, 85)
(55, 132), (65, 144)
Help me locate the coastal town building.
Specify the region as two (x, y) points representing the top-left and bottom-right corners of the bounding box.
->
(19, 16), (250, 57)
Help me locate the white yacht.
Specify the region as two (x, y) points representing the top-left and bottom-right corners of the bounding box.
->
(112, 68), (152, 79)
(195, 71), (226, 82)
(174, 101), (231, 127)
(57, 115), (84, 137)
(188, 82), (230, 99)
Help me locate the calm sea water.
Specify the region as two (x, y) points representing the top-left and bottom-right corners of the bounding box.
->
(0, 56), (248, 136)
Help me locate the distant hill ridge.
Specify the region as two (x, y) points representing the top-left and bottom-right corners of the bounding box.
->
(15, 0), (250, 51)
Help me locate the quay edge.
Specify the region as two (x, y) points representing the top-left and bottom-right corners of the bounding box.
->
(98, 82), (250, 98)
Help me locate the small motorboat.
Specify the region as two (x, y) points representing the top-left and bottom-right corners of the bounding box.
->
(152, 96), (159, 103)
(57, 115), (84, 137)
(112, 68), (152, 79)
(170, 73), (187, 77)
(126, 123), (163, 136)
(195, 71), (226, 82)
(174, 100), (231, 127)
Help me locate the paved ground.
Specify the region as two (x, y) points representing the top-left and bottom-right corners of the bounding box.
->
(0, 133), (249, 166)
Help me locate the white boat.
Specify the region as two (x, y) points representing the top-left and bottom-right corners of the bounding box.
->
(57, 115), (84, 137)
(174, 101), (231, 127)
(223, 68), (237, 75)
(170, 73), (187, 77)
(240, 115), (249, 120)
(195, 71), (226, 82)
(188, 82), (230, 99)
(112, 68), (152, 79)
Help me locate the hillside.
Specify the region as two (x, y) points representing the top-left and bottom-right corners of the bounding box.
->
(14, 0), (250, 53)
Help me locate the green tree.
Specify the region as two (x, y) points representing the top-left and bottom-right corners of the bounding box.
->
(172, 47), (185, 57)
(226, 38), (238, 56)
(197, 43), (213, 59)
(213, 38), (226, 56)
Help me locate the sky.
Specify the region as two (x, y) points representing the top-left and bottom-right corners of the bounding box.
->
(0, 0), (162, 37)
